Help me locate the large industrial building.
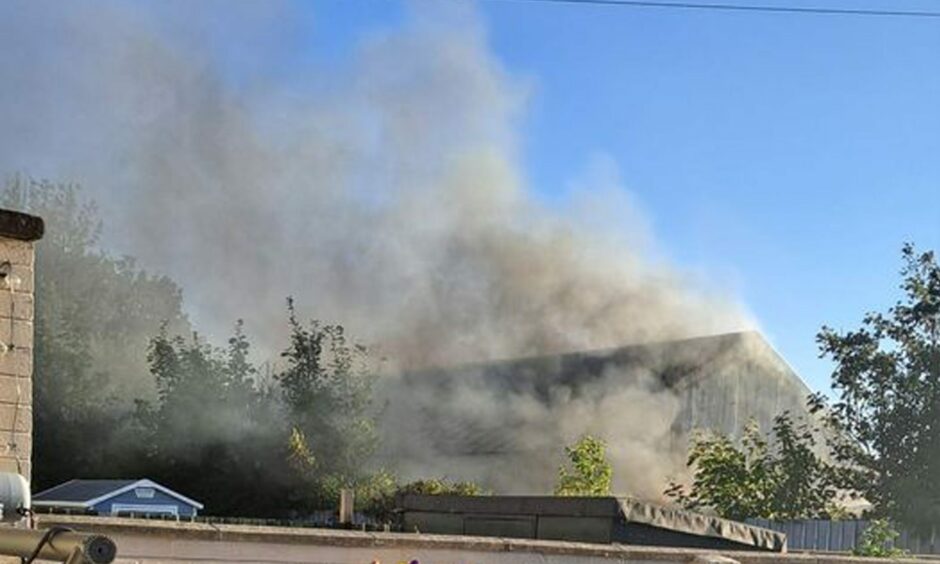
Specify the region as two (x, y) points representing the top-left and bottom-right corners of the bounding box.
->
(377, 331), (816, 497)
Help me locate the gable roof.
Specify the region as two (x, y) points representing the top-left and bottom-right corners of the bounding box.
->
(400, 330), (807, 395)
(379, 330), (813, 458)
(33, 479), (204, 510)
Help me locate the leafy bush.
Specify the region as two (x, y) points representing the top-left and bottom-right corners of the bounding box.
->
(853, 519), (908, 558)
(364, 477), (485, 524)
(555, 435), (613, 496)
(665, 412), (851, 521)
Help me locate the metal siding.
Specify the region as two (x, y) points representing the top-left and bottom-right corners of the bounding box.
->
(809, 519), (820, 551)
(749, 519), (940, 555)
(818, 519), (831, 551)
(831, 520), (844, 551)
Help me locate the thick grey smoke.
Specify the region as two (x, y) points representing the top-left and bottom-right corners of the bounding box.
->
(380, 361), (686, 498)
(0, 1), (754, 497)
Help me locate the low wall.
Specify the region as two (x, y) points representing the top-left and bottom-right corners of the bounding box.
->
(35, 515), (926, 564)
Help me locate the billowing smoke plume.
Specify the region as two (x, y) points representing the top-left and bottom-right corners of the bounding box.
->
(0, 1), (754, 498)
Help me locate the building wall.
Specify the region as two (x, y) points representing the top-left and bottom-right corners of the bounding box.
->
(92, 488), (198, 518)
(672, 332), (813, 441)
(378, 332), (817, 495)
(0, 237), (35, 482)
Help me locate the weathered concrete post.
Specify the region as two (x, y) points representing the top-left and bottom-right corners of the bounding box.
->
(0, 209), (43, 483)
(339, 488), (354, 526)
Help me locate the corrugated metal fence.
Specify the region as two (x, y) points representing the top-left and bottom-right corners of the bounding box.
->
(746, 519), (940, 555)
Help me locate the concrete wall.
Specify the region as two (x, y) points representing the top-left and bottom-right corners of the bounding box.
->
(36, 515), (932, 564)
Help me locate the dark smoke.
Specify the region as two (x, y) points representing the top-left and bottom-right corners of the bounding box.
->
(0, 0), (754, 498)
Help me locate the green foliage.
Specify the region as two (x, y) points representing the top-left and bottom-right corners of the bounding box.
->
(13, 175), (483, 519)
(815, 244), (940, 531)
(2, 177), (189, 489)
(137, 303), (383, 516)
(135, 323), (293, 517)
(395, 478), (485, 497)
(665, 412), (847, 521)
(554, 435), (613, 496)
(277, 298), (378, 505)
(364, 477), (486, 524)
(853, 519), (908, 558)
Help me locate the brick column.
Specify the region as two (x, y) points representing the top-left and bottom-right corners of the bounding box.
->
(0, 210), (43, 482)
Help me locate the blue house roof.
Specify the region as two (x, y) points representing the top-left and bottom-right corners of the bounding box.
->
(33, 479), (204, 510)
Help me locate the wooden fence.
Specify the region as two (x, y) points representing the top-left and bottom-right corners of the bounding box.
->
(746, 519), (940, 555)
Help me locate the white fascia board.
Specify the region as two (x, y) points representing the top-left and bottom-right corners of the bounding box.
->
(85, 479), (204, 510)
(82, 480), (147, 508)
(139, 479), (205, 510)
(31, 500), (89, 508)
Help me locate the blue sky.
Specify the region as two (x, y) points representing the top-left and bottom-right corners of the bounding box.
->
(296, 0), (940, 392)
(4, 0), (935, 391)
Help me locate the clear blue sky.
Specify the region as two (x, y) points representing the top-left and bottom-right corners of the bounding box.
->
(170, 0), (940, 392)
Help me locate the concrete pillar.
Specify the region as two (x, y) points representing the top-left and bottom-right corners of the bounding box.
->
(0, 210), (43, 483)
(339, 489), (354, 526)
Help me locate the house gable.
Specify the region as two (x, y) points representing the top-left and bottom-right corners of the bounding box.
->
(33, 479), (204, 515)
(92, 486), (199, 517)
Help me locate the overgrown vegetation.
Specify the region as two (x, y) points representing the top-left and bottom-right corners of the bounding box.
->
(3, 177), (190, 488)
(665, 412), (851, 521)
(12, 177), (481, 518)
(554, 435), (612, 496)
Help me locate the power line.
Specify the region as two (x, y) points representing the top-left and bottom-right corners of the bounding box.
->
(480, 0), (940, 19)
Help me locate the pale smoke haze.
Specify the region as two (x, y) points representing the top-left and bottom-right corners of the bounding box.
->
(0, 1), (754, 496)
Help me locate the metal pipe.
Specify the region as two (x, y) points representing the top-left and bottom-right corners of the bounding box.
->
(0, 527), (115, 563)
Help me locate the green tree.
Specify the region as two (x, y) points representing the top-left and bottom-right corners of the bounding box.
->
(1, 176), (190, 488)
(278, 298), (378, 508)
(665, 412), (845, 521)
(815, 244), (940, 530)
(138, 306), (386, 518)
(554, 435), (613, 496)
(136, 323), (293, 517)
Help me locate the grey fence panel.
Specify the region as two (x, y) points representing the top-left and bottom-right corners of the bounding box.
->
(818, 519), (831, 551)
(744, 519), (940, 555)
(779, 521), (794, 548)
(847, 520), (860, 551)
(804, 520), (815, 551)
(792, 521), (807, 550)
(830, 519), (843, 552)
(898, 527), (909, 552)
(904, 527), (914, 554)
